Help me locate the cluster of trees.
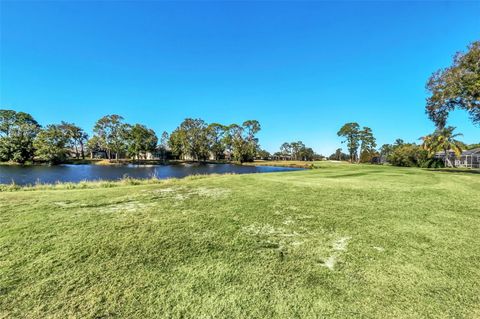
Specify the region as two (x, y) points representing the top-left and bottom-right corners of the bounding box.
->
(0, 110), (164, 164)
(86, 114), (159, 161)
(399, 40), (480, 168)
(334, 42), (479, 167)
(336, 123), (377, 163)
(0, 110), (41, 163)
(168, 119), (262, 163)
(378, 127), (478, 168)
(274, 141), (317, 161)
(33, 122), (90, 164)
(0, 110), (91, 164)
(328, 148), (350, 161)
(0, 109), (263, 164)
(335, 123), (476, 168)
(374, 41), (479, 168)
(378, 139), (431, 168)
(420, 126), (464, 167)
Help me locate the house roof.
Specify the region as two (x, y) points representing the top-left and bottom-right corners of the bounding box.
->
(434, 148), (480, 156)
(462, 148), (480, 155)
(434, 150), (457, 156)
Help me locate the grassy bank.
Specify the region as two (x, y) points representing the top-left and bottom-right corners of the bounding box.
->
(243, 160), (328, 169)
(0, 174), (221, 192)
(1, 164), (479, 318)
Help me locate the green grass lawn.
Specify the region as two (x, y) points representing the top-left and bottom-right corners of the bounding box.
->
(1, 164), (479, 318)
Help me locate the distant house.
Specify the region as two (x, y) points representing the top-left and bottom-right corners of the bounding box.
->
(271, 153), (293, 161)
(370, 156), (382, 164)
(89, 150), (108, 159)
(434, 148), (480, 168)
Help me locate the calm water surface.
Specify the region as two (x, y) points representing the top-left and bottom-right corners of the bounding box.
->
(0, 163), (303, 185)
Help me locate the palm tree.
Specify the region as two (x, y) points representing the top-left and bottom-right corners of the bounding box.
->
(421, 126), (463, 167)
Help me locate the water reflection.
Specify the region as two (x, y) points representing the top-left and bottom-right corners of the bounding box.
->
(0, 163), (303, 185)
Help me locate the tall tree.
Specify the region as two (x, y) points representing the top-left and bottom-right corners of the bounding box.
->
(226, 121), (261, 163)
(379, 144), (394, 161)
(242, 120), (261, 162)
(394, 139), (405, 147)
(426, 41), (480, 127)
(168, 128), (186, 159)
(290, 141), (305, 160)
(206, 123), (227, 160)
(59, 121), (88, 159)
(0, 109), (40, 163)
(256, 149), (271, 160)
(302, 147), (316, 161)
(169, 118), (209, 161)
(359, 127), (377, 163)
(334, 148), (343, 161)
(126, 124), (158, 160)
(337, 122), (361, 162)
(86, 136), (103, 159)
(280, 142), (292, 159)
(329, 148), (349, 161)
(33, 124), (70, 164)
(159, 131), (170, 161)
(228, 124), (246, 162)
(93, 114), (128, 160)
(279, 141), (315, 161)
(222, 127), (234, 161)
(421, 126), (463, 167)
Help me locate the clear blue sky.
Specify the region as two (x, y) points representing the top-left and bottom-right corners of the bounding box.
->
(1, 1), (479, 155)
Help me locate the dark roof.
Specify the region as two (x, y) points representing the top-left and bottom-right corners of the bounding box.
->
(462, 148), (480, 155)
(434, 148), (480, 156)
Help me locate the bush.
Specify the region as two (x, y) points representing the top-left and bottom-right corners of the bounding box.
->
(387, 144), (445, 168)
(387, 144), (420, 167)
(419, 158), (445, 168)
(360, 150), (378, 163)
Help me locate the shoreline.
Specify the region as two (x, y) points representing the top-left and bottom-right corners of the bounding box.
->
(0, 159), (233, 166)
(0, 159), (322, 168)
(0, 174), (225, 192)
(0, 162), (310, 191)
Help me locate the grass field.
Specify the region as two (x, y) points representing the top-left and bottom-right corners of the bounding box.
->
(1, 163), (479, 318)
(243, 160), (322, 168)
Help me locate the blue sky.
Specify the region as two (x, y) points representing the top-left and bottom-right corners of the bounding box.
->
(1, 1), (479, 155)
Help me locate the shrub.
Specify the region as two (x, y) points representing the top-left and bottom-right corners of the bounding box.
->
(388, 144), (423, 167)
(419, 158), (445, 168)
(387, 144), (445, 168)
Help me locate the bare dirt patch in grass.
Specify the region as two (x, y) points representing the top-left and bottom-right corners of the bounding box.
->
(103, 201), (156, 213)
(147, 186), (231, 201)
(320, 236), (352, 271)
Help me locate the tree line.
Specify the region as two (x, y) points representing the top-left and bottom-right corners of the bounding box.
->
(334, 121), (480, 167)
(394, 40), (479, 168)
(2, 108), (475, 167)
(336, 123), (377, 163)
(169, 119), (263, 162)
(2, 41), (477, 166)
(334, 122), (479, 168)
(273, 141), (318, 161)
(334, 40), (479, 168)
(0, 110), (264, 164)
(389, 127), (479, 168)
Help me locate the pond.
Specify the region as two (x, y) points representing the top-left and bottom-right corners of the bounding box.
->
(0, 163), (303, 185)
